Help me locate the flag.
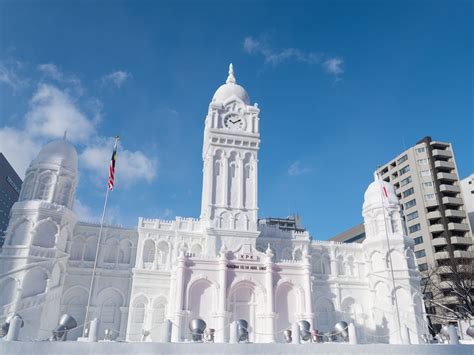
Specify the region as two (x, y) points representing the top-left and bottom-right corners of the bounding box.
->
(382, 185), (389, 199)
(108, 138), (119, 190)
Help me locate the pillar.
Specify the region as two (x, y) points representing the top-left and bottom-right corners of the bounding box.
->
(215, 246), (228, 343)
(263, 246), (275, 343)
(171, 250), (186, 342)
(302, 250), (314, 326)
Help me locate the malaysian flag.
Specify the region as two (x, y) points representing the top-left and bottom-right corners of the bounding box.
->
(108, 137), (119, 190)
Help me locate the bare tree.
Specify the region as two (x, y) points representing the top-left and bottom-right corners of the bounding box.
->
(421, 257), (474, 329)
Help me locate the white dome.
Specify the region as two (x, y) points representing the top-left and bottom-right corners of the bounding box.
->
(32, 139), (78, 172)
(363, 174), (398, 211)
(212, 63), (250, 105)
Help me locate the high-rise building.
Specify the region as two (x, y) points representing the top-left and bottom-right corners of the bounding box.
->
(377, 136), (473, 331)
(329, 223), (366, 243)
(460, 174), (474, 232)
(0, 153), (22, 247)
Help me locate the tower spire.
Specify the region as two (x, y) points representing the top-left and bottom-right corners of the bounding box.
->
(226, 63), (236, 84)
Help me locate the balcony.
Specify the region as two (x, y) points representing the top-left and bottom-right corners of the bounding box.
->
(451, 236), (473, 245)
(442, 196), (463, 206)
(440, 184), (461, 194)
(448, 222), (470, 232)
(429, 224), (444, 233)
(434, 251), (450, 260)
(445, 209), (466, 218)
(435, 160), (455, 170)
(437, 172), (457, 182)
(432, 149), (453, 159)
(427, 211), (441, 220)
(454, 250), (472, 258)
(432, 237), (448, 247)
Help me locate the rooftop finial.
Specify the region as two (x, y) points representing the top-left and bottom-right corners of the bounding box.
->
(226, 63), (236, 84)
(63, 130), (67, 141)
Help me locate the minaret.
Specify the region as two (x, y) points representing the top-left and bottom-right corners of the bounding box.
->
(0, 139), (78, 340)
(200, 64), (261, 235)
(362, 173), (427, 344)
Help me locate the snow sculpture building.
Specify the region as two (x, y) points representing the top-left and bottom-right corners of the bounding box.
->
(0, 64), (427, 344)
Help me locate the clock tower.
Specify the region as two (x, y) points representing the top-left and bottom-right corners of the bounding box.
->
(200, 64), (260, 234)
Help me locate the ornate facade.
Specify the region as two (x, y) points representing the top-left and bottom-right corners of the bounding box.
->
(0, 65), (426, 344)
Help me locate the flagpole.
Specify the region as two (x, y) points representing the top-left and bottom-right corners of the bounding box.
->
(376, 171), (403, 341)
(82, 136), (119, 337)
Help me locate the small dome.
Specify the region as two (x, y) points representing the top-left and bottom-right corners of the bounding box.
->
(212, 63), (250, 105)
(363, 174), (398, 211)
(32, 139), (78, 172)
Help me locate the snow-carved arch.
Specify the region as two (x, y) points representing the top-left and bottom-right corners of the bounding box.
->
(143, 239), (156, 264)
(0, 277), (19, 307)
(315, 297), (335, 331)
(9, 218), (33, 246)
(118, 240), (132, 264)
(32, 218), (59, 248)
(22, 268), (49, 298)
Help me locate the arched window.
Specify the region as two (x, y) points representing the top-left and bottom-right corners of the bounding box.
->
(322, 254), (331, 274)
(337, 255), (345, 276)
(190, 243), (202, 257)
(133, 302), (146, 323)
(143, 240), (155, 264)
(56, 178), (72, 206)
(157, 241), (169, 264)
(20, 173), (35, 201)
(104, 240), (119, 263)
(35, 173), (54, 201)
(32, 220), (58, 248)
(69, 238), (84, 260)
(118, 241), (132, 264)
(294, 249), (303, 261)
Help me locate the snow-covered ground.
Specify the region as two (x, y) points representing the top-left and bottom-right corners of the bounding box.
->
(1, 341), (472, 355)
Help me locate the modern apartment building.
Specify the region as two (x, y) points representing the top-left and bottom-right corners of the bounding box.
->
(0, 153), (23, 247)
(460, 174), (474, 232)
(377, 137), (473, 330)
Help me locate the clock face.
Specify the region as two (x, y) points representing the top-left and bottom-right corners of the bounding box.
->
(223, 114), (244, 130)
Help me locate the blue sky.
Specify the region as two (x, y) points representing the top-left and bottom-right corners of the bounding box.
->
(0, 1), (472, 239)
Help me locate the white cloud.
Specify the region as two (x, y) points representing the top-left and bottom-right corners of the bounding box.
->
(0, 127), (40, 177)
(73, 199), (98, 223)
(243, 35), (343, 79)
(0, 68), (157, 188)
(243, 36), (321, 66)
(0, 62), (28, 90)
(101, 71), (131, 88)
(25, 84), (95, 142)
(323, 57), (344, 76)
(288, 161), (311, 176)
(38, 63), (82, 93)
(81, 139), (157, 188)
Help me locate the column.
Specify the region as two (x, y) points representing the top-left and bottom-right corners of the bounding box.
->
(215, 246), (228, 342)
(238, 154), (244, 209)
(171, 250), (186, 342)
(117, 307), (129, 341)
(302, 251), (314, 326)
(222, 153), (228, 207)
(263, 246), (275, 343)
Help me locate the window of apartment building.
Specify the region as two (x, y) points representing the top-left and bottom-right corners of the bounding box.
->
(402, 187), (415, 198)
(409, 223), (421, 233)
(423, 181), (434, 188)
(400, 176), (412, 187)
(406, 211), (419, 221)
(397, 155), (408, 164)
(417, 158), (429, 165)
(399, 165), (410, 176)
(416, 147), (426, 154)
(415, 249), (426, 258)
(425, 193), (436, 201)
(404, 199), (416, 209)
(414, 236), (423, 245)
(418, 263), (428, 272)
(421, 169), (431, 176)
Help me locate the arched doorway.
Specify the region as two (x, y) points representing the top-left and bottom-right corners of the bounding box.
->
(228, 282), (258, 342)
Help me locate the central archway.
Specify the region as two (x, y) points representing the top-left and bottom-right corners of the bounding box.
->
(228, 281), (261, 343)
